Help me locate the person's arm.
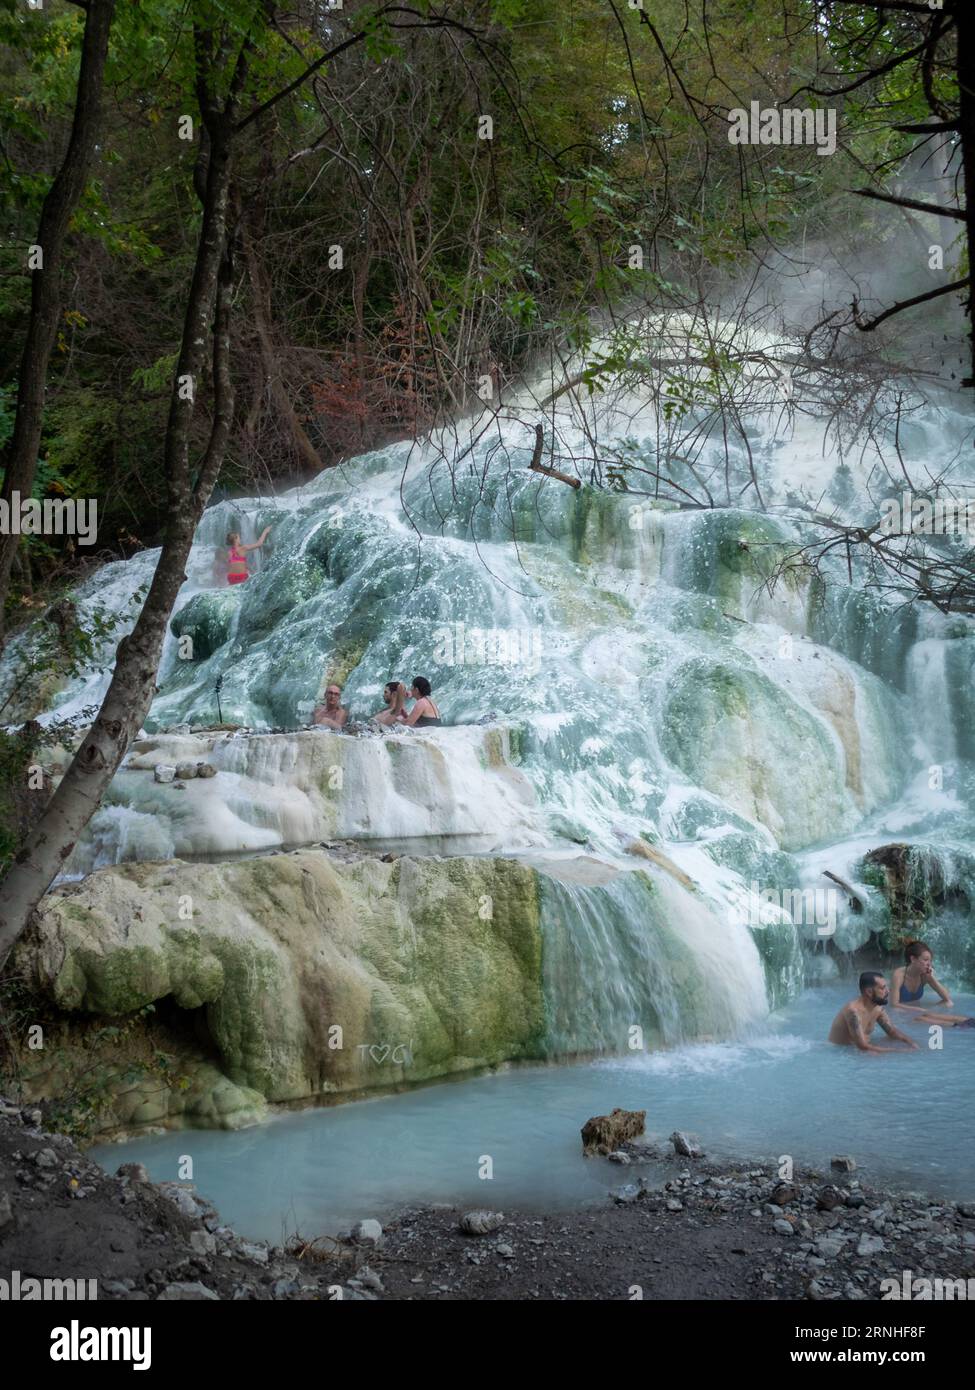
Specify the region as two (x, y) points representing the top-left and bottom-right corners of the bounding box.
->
(845, 1007), (883, 1053)
(876, 1010), (918, 1048)
(402, 697), (432, 727)
(241, 526), (271, 553)
(928, 973), (953, 1007)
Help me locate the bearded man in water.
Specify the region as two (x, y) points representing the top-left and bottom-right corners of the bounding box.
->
(828, 972), (918, 1054)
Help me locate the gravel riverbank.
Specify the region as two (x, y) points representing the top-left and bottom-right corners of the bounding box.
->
(2, 1101), (973, 1302)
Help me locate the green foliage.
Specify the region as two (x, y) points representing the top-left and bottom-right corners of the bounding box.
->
(130, 353), (179, 395)
(0, 0), (931, 618)
(0, 589), (144, 873)
(38, 1005), (187, 1142)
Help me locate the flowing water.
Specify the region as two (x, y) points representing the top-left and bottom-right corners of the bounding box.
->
(91, 982), (975, 1240)
(6, 328), (975, 1213)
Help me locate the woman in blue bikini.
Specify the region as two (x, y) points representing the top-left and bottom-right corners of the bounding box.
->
(890, 941), (974, 1027)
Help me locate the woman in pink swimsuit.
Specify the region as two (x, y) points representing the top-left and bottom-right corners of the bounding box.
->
(225, 527), (270, 585)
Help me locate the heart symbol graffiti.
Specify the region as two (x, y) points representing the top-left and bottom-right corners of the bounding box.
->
(369, 1043), (390, 1064)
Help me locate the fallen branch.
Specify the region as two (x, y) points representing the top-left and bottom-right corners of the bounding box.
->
(851, 188), (966, 221)
(823, 869), (864, 913)
(852, 278), (971, 333)
(528, 423), (581, 489)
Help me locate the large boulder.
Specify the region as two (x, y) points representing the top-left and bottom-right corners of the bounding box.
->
(15, 850), (546, 1130)
(581, 1108), (646, 1155)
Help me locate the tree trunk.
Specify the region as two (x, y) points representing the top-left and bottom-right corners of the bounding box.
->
(0, 96), (239, 973)
(0, 0), (117, 639)
(955, 5), (975, 387)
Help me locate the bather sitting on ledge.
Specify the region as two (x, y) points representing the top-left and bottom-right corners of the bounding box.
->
(312, 682), (348, 730)
(373, 681), (407, 726)
(828, 972), (918, 1054)
(403, 676), (442, 727)
(372, 675), (443, 728)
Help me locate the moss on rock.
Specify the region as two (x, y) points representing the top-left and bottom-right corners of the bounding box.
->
(16, 850), (546, 1130)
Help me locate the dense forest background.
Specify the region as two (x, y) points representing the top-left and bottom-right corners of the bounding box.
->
(1, 0), (968, 620)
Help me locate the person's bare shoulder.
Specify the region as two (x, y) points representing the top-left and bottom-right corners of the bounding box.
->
(845, 1002), (866, 1034)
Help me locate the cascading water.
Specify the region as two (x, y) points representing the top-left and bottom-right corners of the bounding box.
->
(5, 325), (975, 1123)
(538, 867), (769, 1054)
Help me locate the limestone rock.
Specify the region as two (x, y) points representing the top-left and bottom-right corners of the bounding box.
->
(158, 1183), (201, 1222)
(350, 1219), (383, 1247)
(238, 1240), (270, 1264)
(156, 1282), (219, 1301)
(73, 727), (541, 871)
(116, 1163), (149, 1184)
(15, 851), (545, 1128)
(659, 605), (904, 854)
(670, 1130), (702, 1158)
(459, 1210), (505, 1236)
(153, 764), (176, 784)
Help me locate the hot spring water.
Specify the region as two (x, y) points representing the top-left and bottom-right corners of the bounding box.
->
(6, 333), (975, 1230)
(91, 982), (975, 1240)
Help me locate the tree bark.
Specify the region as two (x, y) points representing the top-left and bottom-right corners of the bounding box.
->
(0, 58), (241, 973)
(954, 4), (975, 385)
(528, 423), (581, 489)
(0, 0), (117, 639)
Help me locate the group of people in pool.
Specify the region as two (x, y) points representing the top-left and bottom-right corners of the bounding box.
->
(828, 940), (974, 1053)
(310, 677), (441, 731)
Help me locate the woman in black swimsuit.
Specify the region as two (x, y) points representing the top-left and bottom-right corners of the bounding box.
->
(402, 675), (442, 728)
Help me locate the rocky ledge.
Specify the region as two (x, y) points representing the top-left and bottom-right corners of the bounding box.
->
(2, 1101), (973, 1301)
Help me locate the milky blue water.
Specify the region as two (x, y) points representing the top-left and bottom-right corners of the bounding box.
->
(91, 981), (975, 1242)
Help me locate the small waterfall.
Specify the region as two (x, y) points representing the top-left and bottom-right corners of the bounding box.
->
(538, 867), (769, 1056)
(907, 638), (957, 762)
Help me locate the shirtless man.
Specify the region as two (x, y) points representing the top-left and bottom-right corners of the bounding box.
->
(312, 684), (348, 731)
(828, 972), (918, 1054)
